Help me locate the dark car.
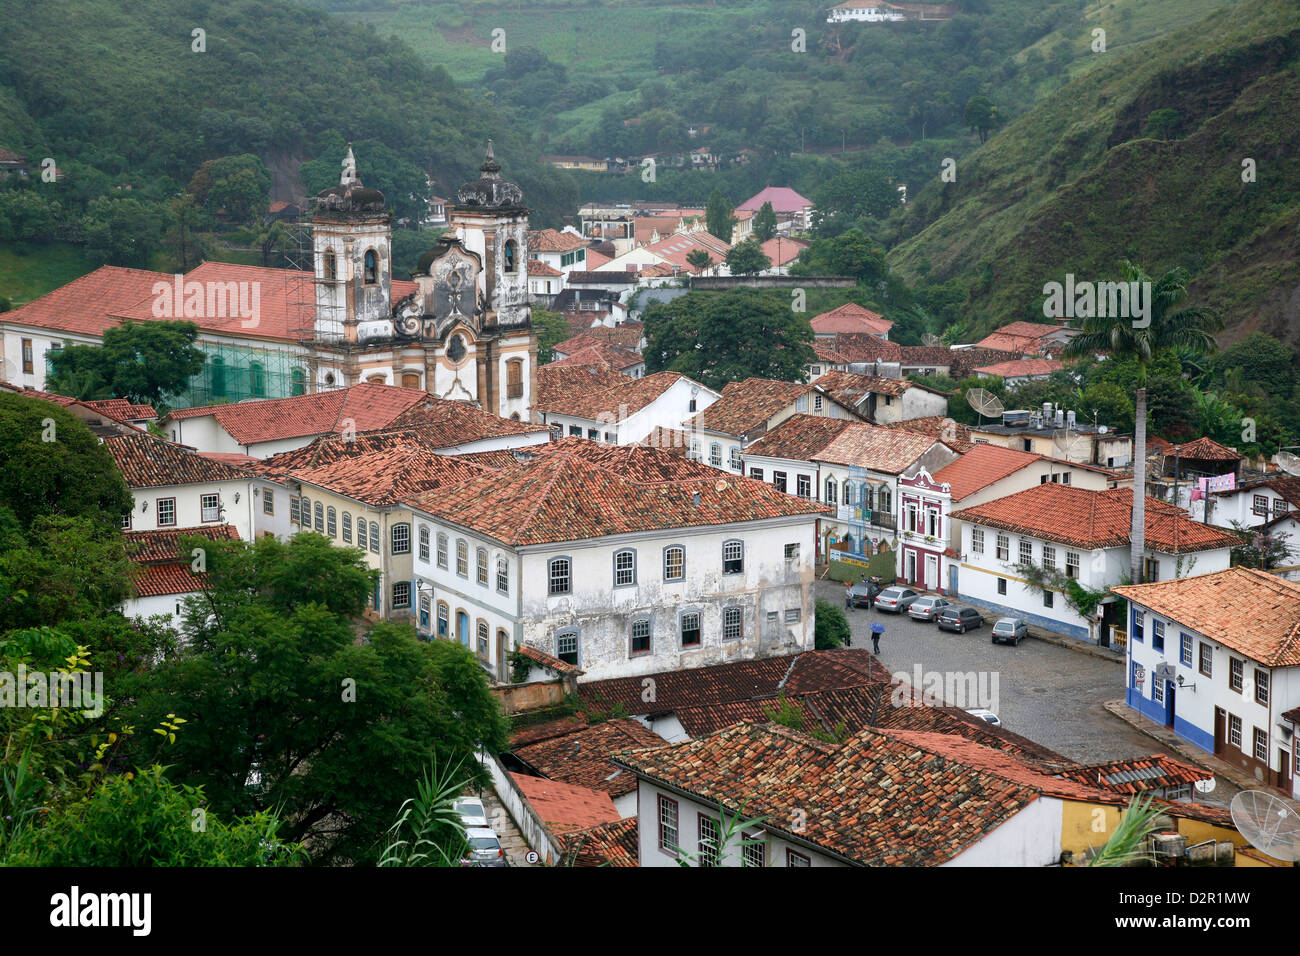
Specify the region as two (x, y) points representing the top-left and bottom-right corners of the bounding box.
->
(847, 580), (883, 608)
(936, 606), (983, 633)
(991, 618), (1029, 646)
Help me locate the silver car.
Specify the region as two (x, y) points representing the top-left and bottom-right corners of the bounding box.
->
(462, 827), (508, 867)
(454, 797), (489, 829)
(874, 586), (920, 613)
(991, 618), (1029, 646)
(908, 596), (951, 622)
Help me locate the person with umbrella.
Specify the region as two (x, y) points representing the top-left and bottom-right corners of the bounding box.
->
(870, 620), (885, 655)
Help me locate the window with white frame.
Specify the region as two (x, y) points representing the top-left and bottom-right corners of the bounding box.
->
(1153, 675), (1164, 703)
(742, 834), (765, 868)
(1253, 727), (1268, 761)
(1228, 714), (1242, 747)
(825, 477), (837, 504)
(290, 495), (300, 524)
(995, 533), (1009, 561)
(437, 533), (448, 569)
(327, 507), (337, 538)
(813, 394), (823, 412)
(787, 850), (811, 867)
(1065, 551), (1080, 578)
(1180, 632), (1193, 666)
(797, 474), (811, 499)
(723, 540), (744, 574)
(971, 528), (984, 554)
(342, 512), (353, 543)
(1152, 619), (1165, 652)
(729, 447), (742, 470)
(477, 621), (489, 659)
(496, 558), (509, 594)
(1255, 669), (1269, 705)
(1042, 545), (1056, 570)
(418, 526), (430, 562)
(749, 467), (764, 481)
(315, 502), (324, 533)
(664, 546), (685, 581)
(773, 471), (787, 493)
(709, 443), (722, 468)
(630, 619), (651, 655)
(784, 607), (801, 623)
(201, 494), (220, 522)
(658, 795), (678, 853)
(1132, 609), (1144, 642)
(614, 549), (636, 586)
(698, 815), (720, 867)
(369, 522), (379, 553)
(681, 612), (701, 647)
(476, 548), (488, 585)
(1230, 657), (1243, 692)
(121, 512), (131, 530)
(263, 490), (274, 515)
(723, 606), (742, 641)
(549, 557), (571, 595)
(1199, 642), (1212, 677)
(556, 629), (579, 666)
(456, 540), (468, 576)
(357, 517), (367, 550)
(157, 497), (176, 527)
(1018, 539), (1033, 565)
(784, 543), (799, 561)
(1253, 495), (1269, 516)
(392, 524), (410, 555)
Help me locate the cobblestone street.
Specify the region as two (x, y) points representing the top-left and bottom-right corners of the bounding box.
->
(819, 579), (1239, 807)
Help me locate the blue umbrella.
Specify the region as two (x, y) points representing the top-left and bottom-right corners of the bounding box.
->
(870, 622), (885, 635)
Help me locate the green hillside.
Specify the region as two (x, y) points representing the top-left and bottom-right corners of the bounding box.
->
(888, 0), (1300, 343)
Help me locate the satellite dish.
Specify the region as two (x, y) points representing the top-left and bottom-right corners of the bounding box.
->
(1097, 425), (1109, 435)
(1230, 790), (1300, 862)
(714, 479), (728, 492)
(1193, 777), (1216, 794)
(1276, 448), (1300, 477)
(965, 388), (1004, 426)
(921, 333), (942, 347)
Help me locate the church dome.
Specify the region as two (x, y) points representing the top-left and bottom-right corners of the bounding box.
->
(455, 141), (525, 210)
(316, 145), (387, 216)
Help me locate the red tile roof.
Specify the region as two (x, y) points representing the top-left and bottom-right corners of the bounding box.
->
(1171, 437), (1241, 462)
(1054, 754), (1211, 794)
(271, 437), (489, 506)
(950, 484), (1240, 554)
(737, 187), (813, 213)
(534, 365), (685, 420)
(104, 432), (253, 487)
(526, 259), (564, 277)
(973, 358), (1064, 378)
(1, 266), (167, 337)
(512, 719), (667, 799)
(973, 322), (1061, 354)
(816, 420), (948, 473)
(163, 383), (430, 446)
(557, 816), (639, 867)
(124, 524), (241, 562)
(1113, 567), (1300, 667)
(548, 343), (643, 372)
(686, 378), (810, 437)
(613, 722), (1042, 866)
(833, 334), (902, 364)
(931, 442), (1043, 500)
(516, 642), (583, 676)
(810, 303), (893, 337)
(885, 416), (975, 454)
(405, 438), (828, 546)
(635, 426), (691, 457)
(509, 773), (622, 834)
(132, 563), (206, 598)
(528, 228), (589, 253)
(812, 341), (850, 365)
(816, 369), (949, 405)
(553, 324), (645, 355)
(760, 236), (808, 267)
(82, 398), (157, 421)
(741, 414), (856, 461)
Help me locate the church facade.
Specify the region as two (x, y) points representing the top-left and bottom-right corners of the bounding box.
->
(306, 144), (537, 421)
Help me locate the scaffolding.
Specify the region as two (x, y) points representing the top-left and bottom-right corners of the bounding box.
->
(178, 340), (308, 408)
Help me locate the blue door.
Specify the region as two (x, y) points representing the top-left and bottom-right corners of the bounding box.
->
(457, 611), (469, 647)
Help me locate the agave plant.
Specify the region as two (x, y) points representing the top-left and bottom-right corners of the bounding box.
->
(1087, 794), (1165, 867)
(378, 758), (472, 867)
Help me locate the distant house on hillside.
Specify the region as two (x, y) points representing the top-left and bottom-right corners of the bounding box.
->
(827, 2), (955, 23)
(736, 187), (815, 234)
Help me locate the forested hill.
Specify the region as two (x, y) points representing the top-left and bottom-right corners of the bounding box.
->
(887, 0), (1300, 344)
(0, 0), (576, 224)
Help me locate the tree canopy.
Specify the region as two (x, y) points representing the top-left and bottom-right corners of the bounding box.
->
(46, 319), (206, 408)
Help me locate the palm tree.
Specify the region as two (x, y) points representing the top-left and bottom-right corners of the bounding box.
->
(1063, 261), (1223, 584)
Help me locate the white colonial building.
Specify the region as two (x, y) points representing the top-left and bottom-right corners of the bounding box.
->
(403, 440), (826, 683)
(534, 364), (719, 446)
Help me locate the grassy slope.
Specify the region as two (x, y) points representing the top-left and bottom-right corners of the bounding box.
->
(888, 0), (1300, 342)
(0, 244), (100, 307)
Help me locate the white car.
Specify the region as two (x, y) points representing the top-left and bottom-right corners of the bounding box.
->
(454, 797), (489, 829)
(965, 707), (1002, 727)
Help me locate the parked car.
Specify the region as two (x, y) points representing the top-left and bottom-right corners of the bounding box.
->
(847, 579), (883, 608)
(908, 596), (951, 622)
(454, 797), (489, 829)
(873, 586), (920, 613)
(965, 707), (1002, 727)
(461, 827), (509, 867)
(991, 618), (1029, 646)
(936, 606), (983, 633)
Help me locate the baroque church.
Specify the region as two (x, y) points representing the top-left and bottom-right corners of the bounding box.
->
(307, 143), (536, 421)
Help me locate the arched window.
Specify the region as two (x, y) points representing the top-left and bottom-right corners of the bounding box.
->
(877, 487), (891, 515)
(300, 496), (310, 528)
(436, 533), (448, 569)
(548, 557), (571, 595)
(314, 502), (323, 533)
(476, 620), (489, 659)
(369, 522), (380, 553)
(436, 601), (449, 639)
(723, 606), (743, 641)
(722, 539), (744, 574)
(364, 249), (378, 284)
(664, 545), (685, 582)
(555, 628), (579, 666)
(249, 362), (266, 397)
(342, 512), (352, 543)
(503, 239), (517, 273)
(326, 507), (337, 538)
(825, 477), (838, 505)
(210, 356), (227, 400)
(496, 558), (509, 594)
(476, 547), (488, 585)
(614, 549), (636, 587)
(418, 526), (430, 562)
(506, 358), (524, 399)
(291, 367), (306, 397)
(456, 540), (468, 576)
(356, 516), (367, 550)
(324, 249), (337, 281)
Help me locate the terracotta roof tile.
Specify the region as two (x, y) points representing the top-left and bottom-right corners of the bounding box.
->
(931, 442), (1043, 500)
(553, 324), (645, 355)
(547, 343), (644, 372)
(131, 563), (206, 598)
(557, 816), (639, 867)
(512, 719), (667, 798)
(509, 773), (622, 834)
(528, 228), (588, 253)
(1054, 754), (1211, 794)
(516, 642), (583, 676)
(272, 437), (488, 506)
(406, 438), (827, 546)
(742, 414), (857, 461)
(973, 322), (1062, 354)
(686, 378), (810, 437)
(816, 420), (946, 473)
(885, 416), (975, 454)
(525, 259), (564, 277)
(974, 358), (1064, 378)
(1, 266), (168, 337)
(1171, 437), (1242, 461)
(124, 524), (241, 562)
(810, 303), (893, 337)
(534, 365), (686, 420)
(635, 426), (691, 457)
(950, 484), (1240, 553)
(104, 432), (253, 487)
(1113, 567), (1300, 667)
(737, 187), (813, 213)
